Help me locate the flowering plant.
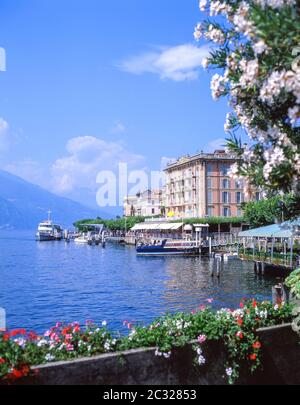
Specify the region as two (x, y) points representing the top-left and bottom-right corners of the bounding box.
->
(285, 268), (300, 334)
(0, 321), (115, 383)
(195, 0), (300, 196)
(0, 300), (292, 385)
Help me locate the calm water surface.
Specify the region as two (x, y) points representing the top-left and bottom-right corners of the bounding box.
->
(0, 231), (277, 333)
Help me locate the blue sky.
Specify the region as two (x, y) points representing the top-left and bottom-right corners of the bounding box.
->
(0, 0), (230, 211)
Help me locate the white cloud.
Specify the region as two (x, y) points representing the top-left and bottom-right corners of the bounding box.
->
(119, 44), (210, 81)
(0, 118), (9, 152)
(51, 136), (145, 193)
(208, 138), (226, 152)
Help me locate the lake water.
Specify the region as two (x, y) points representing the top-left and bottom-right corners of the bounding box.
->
(0, 231), (278, 334)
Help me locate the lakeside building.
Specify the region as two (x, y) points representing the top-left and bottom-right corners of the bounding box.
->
(124, 189), (164, 218)
(164, 149), (260, 219)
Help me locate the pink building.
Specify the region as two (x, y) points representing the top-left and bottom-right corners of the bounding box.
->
(164, 150), (259, 219)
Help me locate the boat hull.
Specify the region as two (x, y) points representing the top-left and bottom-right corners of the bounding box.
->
(36, 233), (56, 242)
(136, 247), (199, 256)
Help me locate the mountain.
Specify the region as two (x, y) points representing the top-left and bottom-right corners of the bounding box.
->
(0, 170), (110, 230)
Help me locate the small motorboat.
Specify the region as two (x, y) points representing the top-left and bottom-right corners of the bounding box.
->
(136, 239), (199, 256)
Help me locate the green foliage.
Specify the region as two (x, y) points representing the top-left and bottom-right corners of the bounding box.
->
(172, 217), (244, 225)
(74, 216), (145, 232)
(243, 194), (300, 228)
(285, 269), (300, 336)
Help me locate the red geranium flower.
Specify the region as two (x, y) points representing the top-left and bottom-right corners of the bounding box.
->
(236, 331), (244, 340)
(253, 342), (261, 350)
(239, 303), (244, 309)
(237, 318), (243, 326)
(62, 327), (72, 335)
(252, 300), (258, 308)
(73, 325), (80, 333)
(0, 358), (5, 364)
(28, 331), (38, 340)
(12, 369), (23, 378)
(250, 353), (257, 361)
(2, 333), (9, 341)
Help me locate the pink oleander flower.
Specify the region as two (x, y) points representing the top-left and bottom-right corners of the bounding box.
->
(198, 335), (207, 344)
(206, 298), (214, 304)
(199, 305), (206, 311)
(191, 310), (196, 315)
(66, 344), (74, 352)
(65, 334), (73, 341)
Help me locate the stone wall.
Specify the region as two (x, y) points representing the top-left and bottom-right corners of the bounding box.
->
(12, 324), (300, 386)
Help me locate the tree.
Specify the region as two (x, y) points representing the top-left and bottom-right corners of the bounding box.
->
(195, 0), (300, 197)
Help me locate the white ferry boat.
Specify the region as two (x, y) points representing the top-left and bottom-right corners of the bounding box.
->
(36, 210), (62, 242)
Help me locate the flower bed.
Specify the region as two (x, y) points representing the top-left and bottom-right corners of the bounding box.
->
(0, 300), (293, 385)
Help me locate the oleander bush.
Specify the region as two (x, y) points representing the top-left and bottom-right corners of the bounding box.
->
(0, 299), (292, 385)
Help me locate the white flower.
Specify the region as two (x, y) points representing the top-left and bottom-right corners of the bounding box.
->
(210, 0), (231, 16)
(198, 355), (206, 366)
(102, 321), (107, 327)
(199, 0), (208, 11)
(226, 367), (233, 377)
(104, 341), (111, 351)
(254, 0), (296, 9)
(14, 338), (26, 348)
(202, 57), (209, 70)
(211, 74), (227, 100)
(233, 2), (255, 37)
(253, 40), (268, 55)
(45, 354), (55, 362)
(239, 59), (259, 88)
(194, 23), (202, 41)
(204, 25), (226, 44)
(288, 106), (300, 125)
(163, 352), (171, 359)
(37, 339), (48, 348)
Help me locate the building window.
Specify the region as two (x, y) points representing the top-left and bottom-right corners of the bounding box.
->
(207, 207), (214, 217)
(237, 208), (242, 217)
(235, 180), (242, 189)
(236, 192), (243, 204)
(222, 179), (230, 189)
(207, 178), (213, 189)
(207, 164), (214, 176)
(152, 208), (155, 215)
(223, 207), (231, 217)
(207, 191), (213, 204)
(220, 165), (230, 176)
(222, 192), (230, 204)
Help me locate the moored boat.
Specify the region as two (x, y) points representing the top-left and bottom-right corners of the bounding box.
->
(36, 210), (62, 241)
(136, 239), (199, 256)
